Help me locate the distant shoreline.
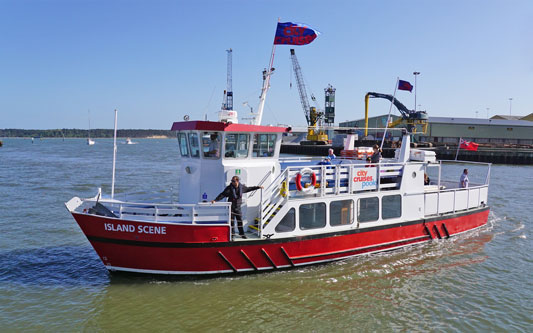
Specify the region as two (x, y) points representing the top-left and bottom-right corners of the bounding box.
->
(0, 129), (174, 138)
(2, 136), (171, 139)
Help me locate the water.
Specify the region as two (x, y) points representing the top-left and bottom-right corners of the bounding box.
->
(1, 138), (532, 331)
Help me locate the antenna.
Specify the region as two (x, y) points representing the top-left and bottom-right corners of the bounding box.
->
(241, 101), (257, 124)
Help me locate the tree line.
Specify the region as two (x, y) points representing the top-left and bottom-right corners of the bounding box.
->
(0, 129), (175, 138)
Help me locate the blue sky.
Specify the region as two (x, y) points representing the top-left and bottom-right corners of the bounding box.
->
(1, 0), (532, 129)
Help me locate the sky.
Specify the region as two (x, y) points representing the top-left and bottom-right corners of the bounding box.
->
(1, 0), (532, 129)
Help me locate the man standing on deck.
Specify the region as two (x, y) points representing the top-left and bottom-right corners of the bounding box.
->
(211, 176), (263, 239)
(460, 169), (469, 188)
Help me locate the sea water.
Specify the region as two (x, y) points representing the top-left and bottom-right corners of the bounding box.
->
(0, 138), (531, 331)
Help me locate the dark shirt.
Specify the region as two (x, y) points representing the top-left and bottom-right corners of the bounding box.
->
(214, 183), (261, 208)
(370, 151), (381, 163)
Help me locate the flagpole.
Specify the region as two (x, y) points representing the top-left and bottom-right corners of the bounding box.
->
(111, 109), (118, 199)
(255, 19), (280, 126)
(380, 77), (399, 150)
(455, 137), (461, 160)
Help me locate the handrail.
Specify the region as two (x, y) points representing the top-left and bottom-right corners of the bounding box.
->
(248, 170), (272, 200)
(439, 159), (492, 166)
(84, 198), (232, 225)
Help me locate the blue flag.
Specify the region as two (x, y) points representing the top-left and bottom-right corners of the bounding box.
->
(274, 22), (319, 45)
(398, 80), (413, 92)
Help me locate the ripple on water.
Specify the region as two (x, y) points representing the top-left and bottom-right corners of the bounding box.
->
(0, 246), (109, 287)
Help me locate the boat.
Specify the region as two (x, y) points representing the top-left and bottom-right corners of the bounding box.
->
(65, 119), (491, 275)
(87, 110), (95, 145)
(125, 138), (135, 144)
(65, 25), (490, 275)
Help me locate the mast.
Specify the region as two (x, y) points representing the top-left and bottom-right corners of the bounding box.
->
(111, 109), (118, 199)
(255, 44), (276, 125)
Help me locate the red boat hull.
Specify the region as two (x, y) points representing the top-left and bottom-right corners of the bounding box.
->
(72, 207), (490, 274)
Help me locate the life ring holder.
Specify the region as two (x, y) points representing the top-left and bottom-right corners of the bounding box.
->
(295, 168), (317, 192)
(279, 181), (288, 197)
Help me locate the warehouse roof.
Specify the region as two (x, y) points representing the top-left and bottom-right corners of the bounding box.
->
(429, 117), (533, 127)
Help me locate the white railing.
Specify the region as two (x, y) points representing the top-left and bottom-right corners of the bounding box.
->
(86, 199), (232, 225)
(423, 160), (491, 216)
(423, 184), (489, 216)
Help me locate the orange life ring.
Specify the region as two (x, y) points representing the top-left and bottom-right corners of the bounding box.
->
(295, 168), (317, 192)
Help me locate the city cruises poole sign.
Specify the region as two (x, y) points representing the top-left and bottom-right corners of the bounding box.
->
(352, 167), (377, 190)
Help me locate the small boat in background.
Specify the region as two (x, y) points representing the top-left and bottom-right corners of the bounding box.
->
(125, 138), (135, 144)
(87, 110), (95, 145)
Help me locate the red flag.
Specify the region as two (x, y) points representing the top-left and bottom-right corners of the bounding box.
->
(460, 139), (479, 151)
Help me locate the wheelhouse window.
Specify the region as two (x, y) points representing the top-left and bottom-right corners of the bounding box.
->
(357, 197), (379, 222)
(202, 132), (220, 159)
(188, 133), (200, 158)
(275, 208), (295, 233)
(330, 200), (354, 226)
(224, 133), (250, 158)
(382, 195), (401, 219)
(299, 203), (326, 230)
(178, 133), (189, 157)
(253, 134), (277, 157)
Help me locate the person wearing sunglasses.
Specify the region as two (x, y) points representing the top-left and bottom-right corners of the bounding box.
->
(211, 176), (263, 239)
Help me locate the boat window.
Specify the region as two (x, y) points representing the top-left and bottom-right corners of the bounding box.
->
(202, 132), (220, 159)
(224, 133), (250, 158)
(330, 200), (354, 226)
(382, 195), (402, 219)
(253, 134), (277, 157)
(188, 133), (200, 158)
(299, 203), (326, 230)
(357, 197), (379, 222)
(275, 208), (295, 233)
(178, 133), (189, 157)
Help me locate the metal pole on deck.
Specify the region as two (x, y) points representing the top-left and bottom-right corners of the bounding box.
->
(111, 109), (118, 199)
(380, 78), (399, 150)
(454, 137), (461, 161)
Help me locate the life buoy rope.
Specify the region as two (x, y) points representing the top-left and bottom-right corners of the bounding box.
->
(295, 168), (317, 192)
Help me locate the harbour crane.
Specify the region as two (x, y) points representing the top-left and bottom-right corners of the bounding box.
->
(218, 48), (238, 123)
(290, 48), (328, 145)
(222, 49), (233, 111)
(364, 92), (428, 136)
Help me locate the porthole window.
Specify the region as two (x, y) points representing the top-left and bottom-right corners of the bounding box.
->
(275, 208), (295, 233)
(253, 134), (277, 157)
(178, 133), (189, 157)
(330, 200), (354, 226)
(382, 195), (402, 219)
(224, 133), (249, 158)
(188, 133), (200, 158)
(202, 132), (221, 159)
(299, 203), (326, 230)
(357, 197), (379, 222)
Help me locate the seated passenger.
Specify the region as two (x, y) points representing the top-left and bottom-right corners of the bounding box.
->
(318, 157), (331, 165)
(206, 134), (220, 158)
(328, 148), (336, 160)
